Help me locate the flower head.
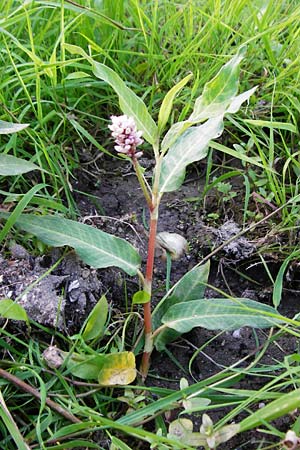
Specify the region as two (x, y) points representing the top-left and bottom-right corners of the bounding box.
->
(109, 115), (143, 158)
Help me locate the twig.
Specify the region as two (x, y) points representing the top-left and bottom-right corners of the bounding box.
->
(198, 195), (300, 268)
(0, 368), (81, 424)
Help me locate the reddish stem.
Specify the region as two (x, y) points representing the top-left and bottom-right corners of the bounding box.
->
(140, 213), (158, 379)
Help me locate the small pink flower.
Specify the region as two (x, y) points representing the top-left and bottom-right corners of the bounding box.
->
(109, 115), (143, 158)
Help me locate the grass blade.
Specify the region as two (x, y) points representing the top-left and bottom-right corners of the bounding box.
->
(0, 391), (31, 450)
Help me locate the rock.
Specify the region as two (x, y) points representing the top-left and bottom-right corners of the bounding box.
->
(216, 220), (255, 259)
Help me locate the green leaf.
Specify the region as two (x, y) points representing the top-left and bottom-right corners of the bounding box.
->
(209, 141), (270, 171)
(98, 352), (136, 386)
(0, 391), (31, 450)
(92, 61), (158, 144)
(162, 298), (285, 336)
(111, 437), (133, 450)
(153, 262), (210, 350)
(67, 115), (113, 157)
(159, 117), (224, 193)
(0, 154), (39, 175)
(0, 119), (29, 134)
(66, 352), (105, 380)
(189, 46), (246, 121)
(238, 388), (300, 432)
(0, 184), (46, 243)
(65, 44), (158, 145)
(243, 119), (297, 133)
(0, 299), (29, 324)
(158, 73), (193, 135)
(82, 295), (108, 342)
(45, 440), (100, 449)
(272, 252), (299, 308)
(161, 46), (254, 152)
(0, 214), (141, 276)
(132, 290), (151, 305)
(65, 71), (91, 80)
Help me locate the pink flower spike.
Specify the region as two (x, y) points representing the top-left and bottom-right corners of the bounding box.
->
(109, 115), (143, 158)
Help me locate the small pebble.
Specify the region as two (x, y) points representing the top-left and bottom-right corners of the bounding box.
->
(232, 328), (242, 339)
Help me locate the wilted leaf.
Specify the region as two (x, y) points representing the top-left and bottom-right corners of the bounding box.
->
(0, 299), (29, 324)
(156, 232), (188, 260)
(0, 154), (38, 175)
(82, 295), (108, 342)
(98, 352), (136, 386)
(227, 87), (258, 114)
(168, 419), (207, 446)
(1, 214), (141, 276)
(214, 424), (240, 445)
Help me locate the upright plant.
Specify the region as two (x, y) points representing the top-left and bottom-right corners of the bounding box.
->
(64, 44), (280, 379)
(1, 46), (286, 383)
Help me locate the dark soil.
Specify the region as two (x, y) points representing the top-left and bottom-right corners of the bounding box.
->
(1, 155), (300, 449)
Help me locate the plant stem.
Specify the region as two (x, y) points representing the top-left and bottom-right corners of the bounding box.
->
(0, 368), (81, 424)
(140, 209), (158, 379)
(132, 157), (152, 209)
(134, 148), (162, 380)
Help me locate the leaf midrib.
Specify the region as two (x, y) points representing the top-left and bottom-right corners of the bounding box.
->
(18, 217), (139, 272)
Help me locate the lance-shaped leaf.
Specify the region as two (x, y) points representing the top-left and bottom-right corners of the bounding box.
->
(161, 46), (255, 153)
(0, 119), (29, 134)
(159, 116), (223, 193)
(0, 154), (39, 175)
(92, 62), (158, 145)
(227, 86), (258, 114)
(65, 44), (158, 145)
(161, 298), (285, 335)
(82, 295), (108, 342)
(189, 46), (246, 122)
(158, 73), (193, 135)
(3, 214), (141, 276)
(238, 388), (300, 433)
(153, 262), (210, 351)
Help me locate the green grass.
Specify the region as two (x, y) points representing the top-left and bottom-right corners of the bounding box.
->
(1, 0), (300, 448)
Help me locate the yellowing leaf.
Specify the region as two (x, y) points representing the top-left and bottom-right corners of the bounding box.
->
(98, 352), (136, 386)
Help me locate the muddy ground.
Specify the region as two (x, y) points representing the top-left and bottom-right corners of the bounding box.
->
(1, 154), (300, 449)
